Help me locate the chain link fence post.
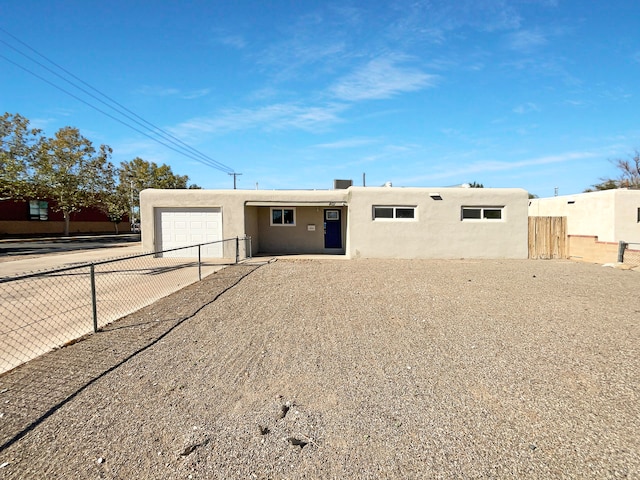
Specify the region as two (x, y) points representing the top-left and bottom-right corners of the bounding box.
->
(618, 241), (627, 263)
(90, 264), (98, 333)
(1, 236), (245, 374)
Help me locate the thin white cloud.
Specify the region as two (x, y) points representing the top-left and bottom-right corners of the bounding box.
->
(601, 88), (633, 101)
(210, 27), (247, 49)
(136, 86), (181, 97)
(253, 9), (352, 83)
(246, 87), (280, 101)
(507, 29), (548, 51)
(171, 102), (348, 138)
(386, 0), (523, 48)
(564, 99), (588, 107)
(135, 86), (211, 100)
(219, 34), (246, 49)
(313, 138), (378, 149)
(478, 152), (594, 171)
(513, 102), (540, 114)
(338, 142), (423, 169)
(259, 39), (347, 82)
(403, 151), (598, 184)
(181, 89), (212, 100)
(330, 55), (437, 101)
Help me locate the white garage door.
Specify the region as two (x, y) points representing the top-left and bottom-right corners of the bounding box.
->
(155, 208), (223, 258)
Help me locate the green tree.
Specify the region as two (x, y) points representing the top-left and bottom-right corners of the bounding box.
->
(33, 127), (115, 236)
(118, 157), (191, 222)
(584, 179), (619, 192)
(98, 162), (130, 233)
(468, 181), (484, 188)
(0, 112), (43, 198)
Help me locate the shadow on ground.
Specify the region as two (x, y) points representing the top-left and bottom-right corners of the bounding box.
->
(0, 264), (262, 451)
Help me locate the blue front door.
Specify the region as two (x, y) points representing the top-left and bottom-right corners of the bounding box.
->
(324, 209), (342, 249)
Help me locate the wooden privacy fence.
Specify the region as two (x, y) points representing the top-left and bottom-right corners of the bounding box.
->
(529, 216), (567, 259)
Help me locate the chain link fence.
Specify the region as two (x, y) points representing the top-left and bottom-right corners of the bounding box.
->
(620, 242), (640, 268)
(0, 236), (251, 374)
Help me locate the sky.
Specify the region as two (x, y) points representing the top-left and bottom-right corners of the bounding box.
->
(1, 1), (639, 196)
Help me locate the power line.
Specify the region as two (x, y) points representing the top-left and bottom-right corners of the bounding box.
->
(1, 54), (229, 173)
(0, 27), (235, 174)
(0, 32), (233, 174)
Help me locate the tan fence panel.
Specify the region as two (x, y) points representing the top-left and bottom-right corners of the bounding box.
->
(529, 216), (567, 259)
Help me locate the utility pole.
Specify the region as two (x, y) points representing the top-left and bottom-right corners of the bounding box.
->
(229, 172), (242, 189)
(130, 179), (135, 225)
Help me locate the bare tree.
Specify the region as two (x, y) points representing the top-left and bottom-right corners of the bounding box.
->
(613, 150), (640, 188)
(586, 150), (640, 191)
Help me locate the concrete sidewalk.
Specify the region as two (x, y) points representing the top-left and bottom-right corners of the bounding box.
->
(0, 243), (145, 278)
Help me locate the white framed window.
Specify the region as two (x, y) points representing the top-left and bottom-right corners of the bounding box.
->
(373, 206), (416, 220)
(29, 200), (48, 221)
(461, 206), (504, 221)
(270, 207), (296, 226)
(326, 210), (339, 221)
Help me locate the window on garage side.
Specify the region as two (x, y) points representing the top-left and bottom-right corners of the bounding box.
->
(271, 207), (296, 226)
(461, 206), (504, 221)
(29, 200), (49, 220)
(373, 206), (416, 220)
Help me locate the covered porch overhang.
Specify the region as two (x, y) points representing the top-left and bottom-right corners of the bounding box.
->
(244, 201), (348, 255)
(245, 201), (348, 207)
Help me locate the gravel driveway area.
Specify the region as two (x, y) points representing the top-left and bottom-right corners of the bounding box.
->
(0, 258), (638, 478)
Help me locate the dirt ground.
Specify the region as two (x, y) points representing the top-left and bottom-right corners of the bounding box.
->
(0, 258), (638, 479)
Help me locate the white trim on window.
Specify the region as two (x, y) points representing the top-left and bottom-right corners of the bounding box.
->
(270, 207), (296, 226)
(461, 206), (504, 221)
(29, 200), (49, 221)
(372, 205), (417, 221)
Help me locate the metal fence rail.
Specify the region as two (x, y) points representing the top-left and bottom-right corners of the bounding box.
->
(0, 236), (251, 374)
(620, 242), (640, 268)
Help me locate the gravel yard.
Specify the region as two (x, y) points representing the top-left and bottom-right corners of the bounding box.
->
(0, 258), (638, 479)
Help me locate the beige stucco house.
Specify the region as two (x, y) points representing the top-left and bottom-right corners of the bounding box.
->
(528, 188), (640, 263)
(140, 186), (529, 260)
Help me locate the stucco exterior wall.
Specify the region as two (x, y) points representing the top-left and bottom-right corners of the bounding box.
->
(613, 190), (640, 242)
(256, 206), (346, 254)
(140, 188), (348, 254)
(140, 189), (243, 253)
(528, 189), (640, 243)
(346, 187), (529, 259)
(140, 187), (528, 259)
(244, 206), (260, 254)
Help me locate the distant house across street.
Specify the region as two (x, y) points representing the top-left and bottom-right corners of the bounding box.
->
(0, 198), (131, 237)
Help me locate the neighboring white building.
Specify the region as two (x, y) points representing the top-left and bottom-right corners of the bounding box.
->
(529, 189), (640, 244)
(528, 188), (640, 264)
(140, 186), (529, 260)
